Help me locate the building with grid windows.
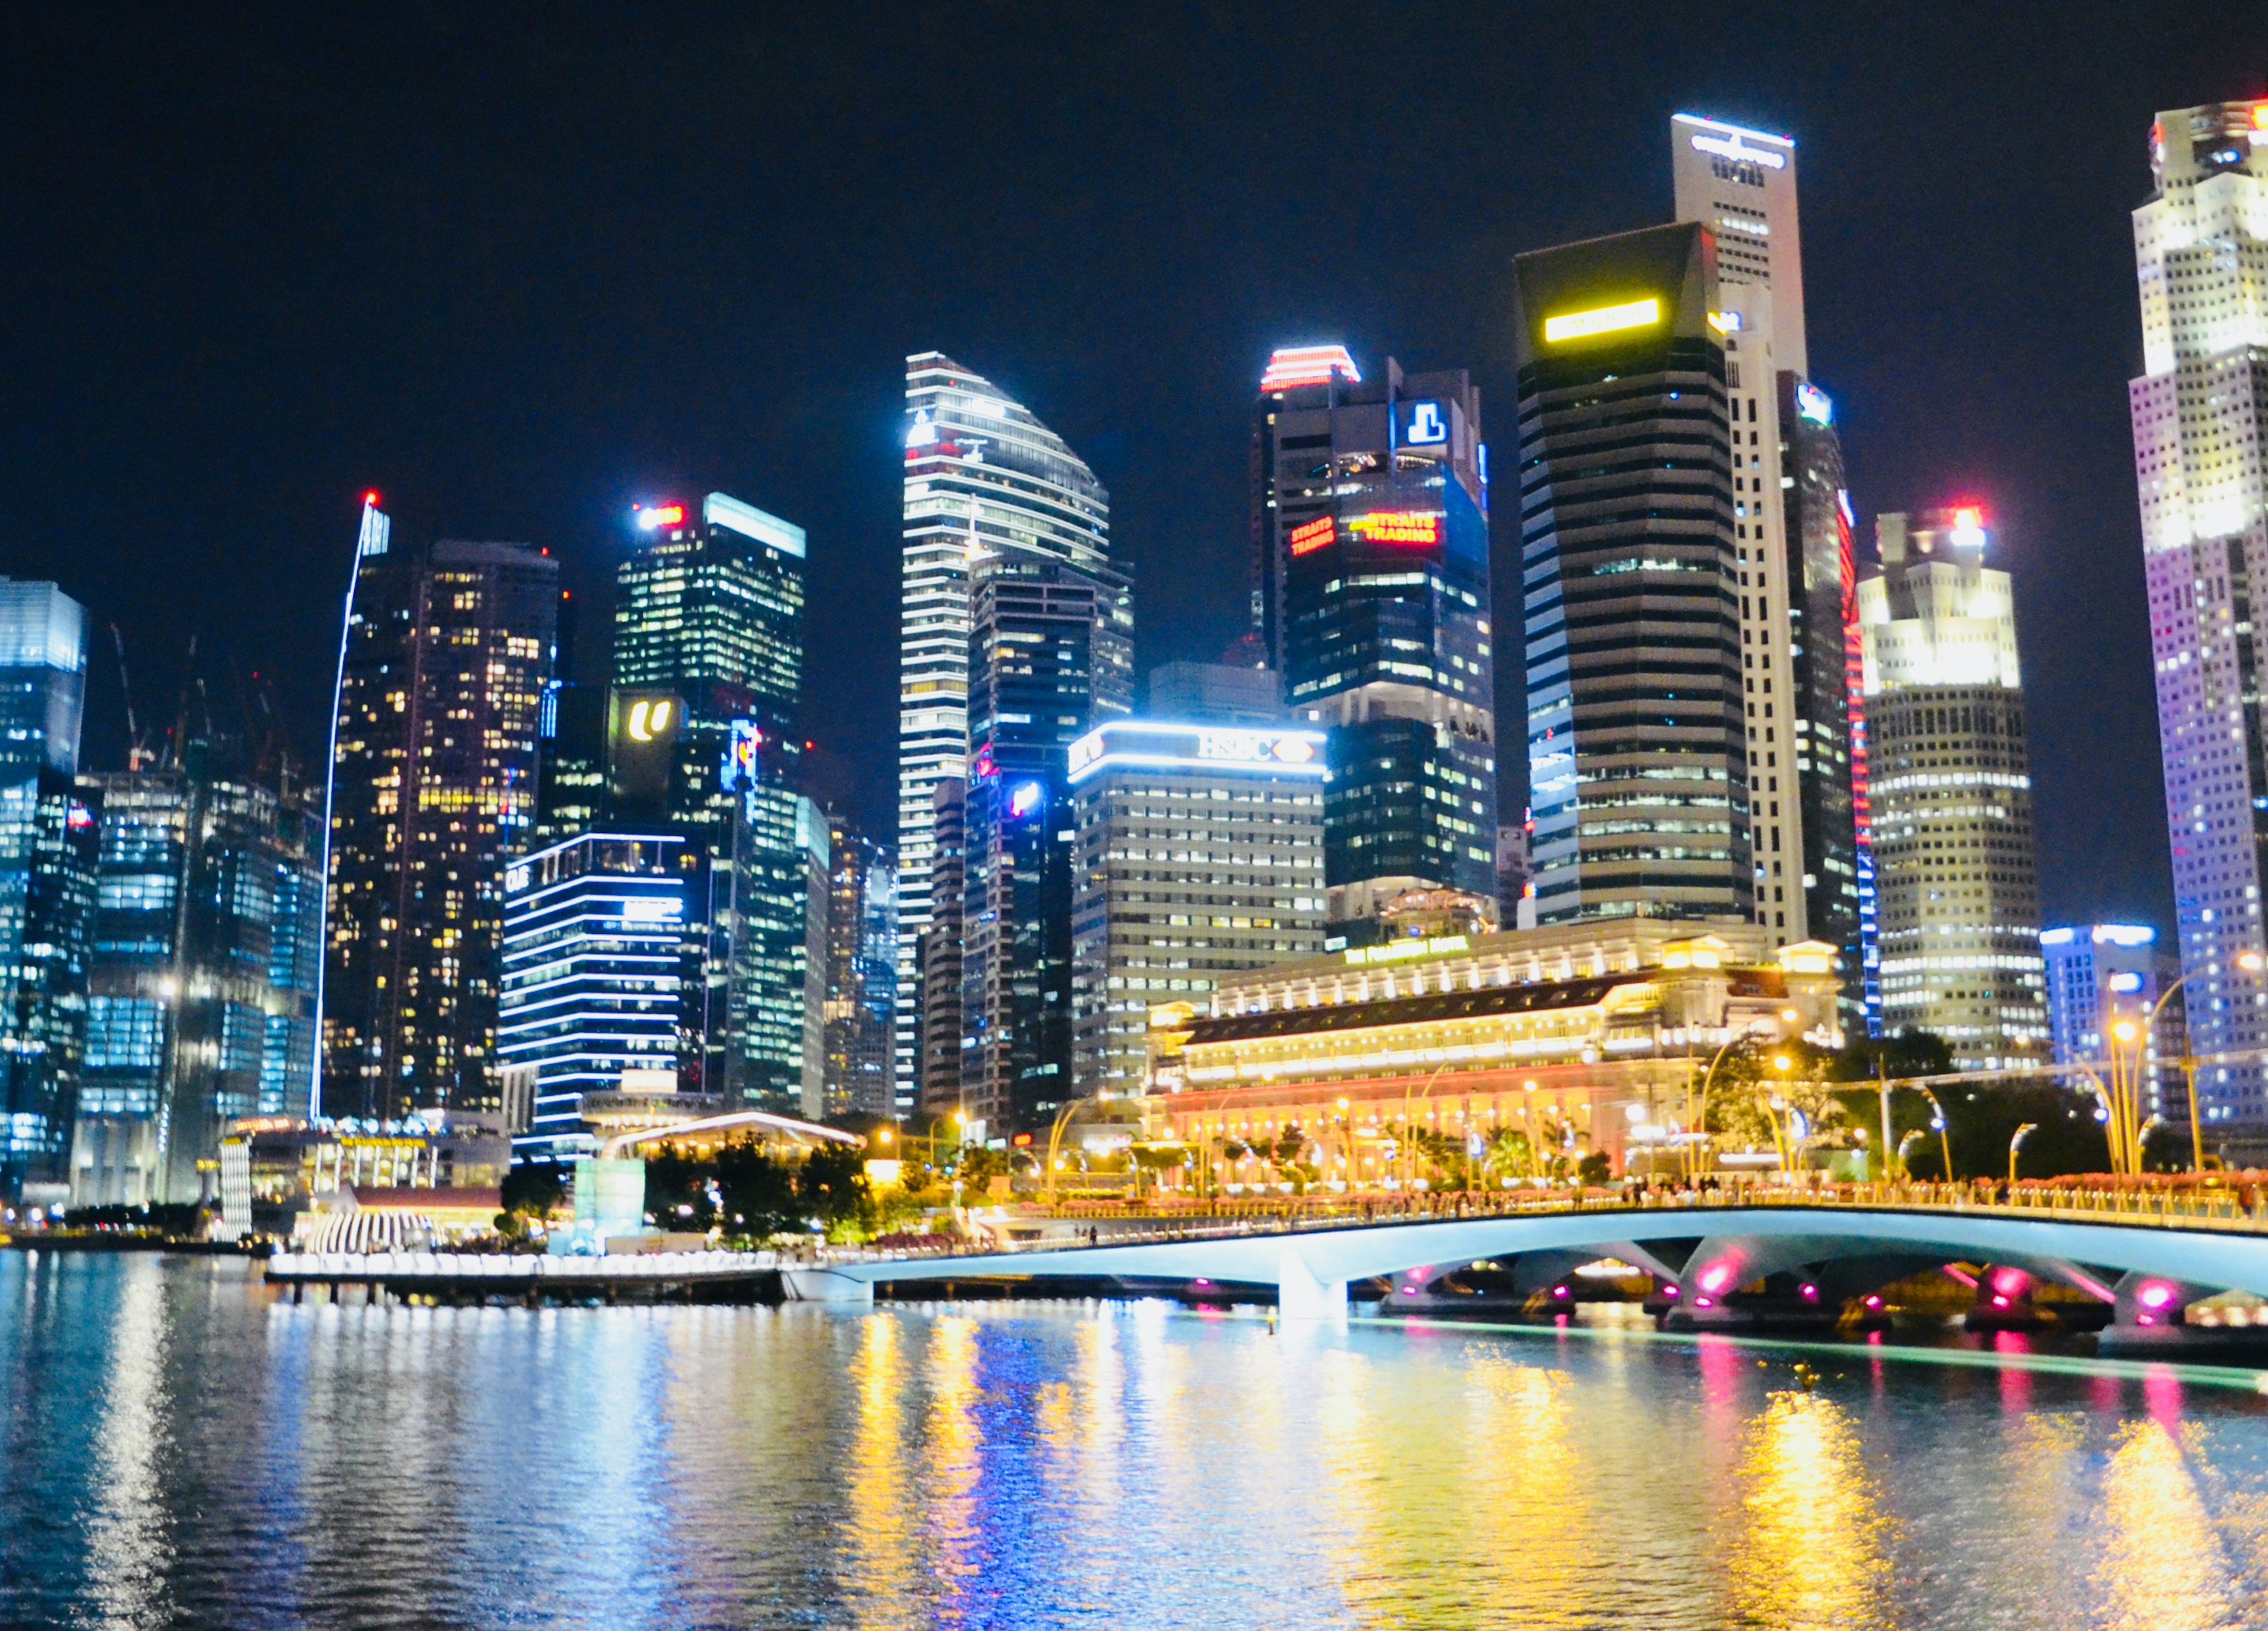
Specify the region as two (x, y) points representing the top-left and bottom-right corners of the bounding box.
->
(1068, 718), (1327, 1101)
(1859, 507), (2045, 1068)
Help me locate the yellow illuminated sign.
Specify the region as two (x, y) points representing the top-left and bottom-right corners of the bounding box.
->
(1543, 297), (1662, 344)
(1344, 935), (1469, 966)
(627, 698), (674, 741)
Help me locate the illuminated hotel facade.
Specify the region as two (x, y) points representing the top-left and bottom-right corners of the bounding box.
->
(1859, 507), (2046, 1067)
(1142, 920), (1839, 1178)
(1514, 222), (1752, 926)
(896, 353), (1113, 1105)
(1252, 349), (1497, 931)
(2132, 100), (2268, 1142)
(1068, 718), (1328, 1101)
(1669, 114), (1865, 1014)
(322, 527), (556, 1122)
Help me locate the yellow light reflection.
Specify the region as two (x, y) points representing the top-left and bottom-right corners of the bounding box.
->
(2095, 1418), (2239, 1629)
(920, 1317), (983, 1606)
(1729, 1392), (1892, 1630)
(843, 1314), (918, 1630)
(86, 1255), (168, 1630)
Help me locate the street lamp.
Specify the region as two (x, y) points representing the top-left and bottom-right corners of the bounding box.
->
(2143, 949), (2267, 1176)
(2009, 1121), (2038, 1184)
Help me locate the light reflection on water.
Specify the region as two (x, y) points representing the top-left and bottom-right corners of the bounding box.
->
(11, 1257), (2268, 1627)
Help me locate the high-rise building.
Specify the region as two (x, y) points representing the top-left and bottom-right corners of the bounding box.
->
(1068, 718), (1328, 1100)
(958, 554), (1133, 1137)
(916, 776), (966, 1118)
(2040, 923), (2184, 1119)
(1859, 507), (2046, 1067)
(610, 492), (819, 1112)
(896, 353), (1115, 1101)
(0, 581), (90, 1203)
(2130, 99), (2268, 1143)
(498, 832), (685, 1163)
(74, 740), (322, 1204)
(1514, 223), (1751, 926)
(1253, 351), (1497, 932)
(1669, 113), (1863, 988)
(322, 517), (556, 1123)
(1146, 660), (1285, 726)
(822, 815), (897, 1121)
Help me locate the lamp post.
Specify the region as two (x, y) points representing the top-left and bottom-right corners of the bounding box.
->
(2132, 950), (2263, 1176)
(1911, 1083), (1954, 1183)
(2009, 1121), (2037, 1184)
(1686, 1020), (1778, 1182)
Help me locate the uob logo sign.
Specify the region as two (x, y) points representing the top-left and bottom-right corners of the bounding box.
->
(1405, 401), (1448, 446)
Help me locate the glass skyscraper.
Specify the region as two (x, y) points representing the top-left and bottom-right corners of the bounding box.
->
(2131, 99), (2268, 1148)
(610, 491), (822, 1113)
(1254, 351), (1497, 933)
(1514, 223), (1752, 925)
(322, 526), (558, 1122)
(0, 580), (91, 1203)
(895, 353), (1115, 1106)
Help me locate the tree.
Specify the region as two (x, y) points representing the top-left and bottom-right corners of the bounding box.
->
(502, 1162), (566, 1219)
(799, 1142), (874, 1239)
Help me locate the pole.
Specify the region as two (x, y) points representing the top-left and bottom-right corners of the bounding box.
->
(1877, 1056), (1894, 1182)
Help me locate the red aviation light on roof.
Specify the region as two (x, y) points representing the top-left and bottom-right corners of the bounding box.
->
(1260, 344), (1361, 392)
(1288, 515), (1336, 556)
(362, 490), (380, 507)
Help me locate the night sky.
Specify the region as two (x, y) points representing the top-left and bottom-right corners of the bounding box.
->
(4, 4), (2262, 932)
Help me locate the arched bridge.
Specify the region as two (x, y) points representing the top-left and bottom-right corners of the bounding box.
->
(784, 1197), (2268, 1343)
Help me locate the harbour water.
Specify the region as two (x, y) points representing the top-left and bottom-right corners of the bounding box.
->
(8, 1251), (2268, 1629)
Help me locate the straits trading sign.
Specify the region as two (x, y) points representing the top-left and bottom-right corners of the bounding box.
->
(1068, 722), (1328, 782)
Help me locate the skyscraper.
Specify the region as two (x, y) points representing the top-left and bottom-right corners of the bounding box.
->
(610, 491), (817, 1112)
(0, 580), (90, 1203)
(1859, 507), (2046, 1068)
(1514, 223), (1751, 925)
(958, 554), (1132, 1136)
(2041, 924), (2181, 1121)
(896, 353), (1114, 1101)
(1670, 112), (1862, 974)
(76, 740), (323, 1203)
(2132, 99), (2268, 1144)
(916, 776), (966, 1118)
(821, 815), (897, 1121)
(1068, 715), (1327, 1100)
(323, 525), (557, 1122)
(1254, 351), (1497, 933)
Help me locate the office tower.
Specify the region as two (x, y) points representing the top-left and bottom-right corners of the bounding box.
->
(896, 353), (1115, 1099)
(1068, 718), (1328, 1099)
(74, 739), (322, 1204)
(822, 815), (897, 1121)
(611, 491), (817, 1111)
(324, 526), (556, 1122)
(959, 555), (1133, 1137)
(2039, 923), (2182, 1118)
(0, 582), (91, 1203)
(1858, 507), (2046, 1067)
(916, 777), (966, 1117)
(1495, 820), (1533, 929)
(2132, 99), (2268, 1141)
(1514, 223), (1750, 925)
(1147, 660), (1285, 725)
(498, 833), (685, 1162)
(1670, 113), (1863, 977)
(533, 683), (605, 849)
(1254, 350), (1497, 932)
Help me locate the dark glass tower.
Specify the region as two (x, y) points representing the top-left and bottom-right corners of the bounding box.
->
(960, 555), (1132, 1136)
(1514, 223), (1752, 924)
(1257, 353), (1498, 933)
(323, 533), (557, 1121)
(610, 492), (820, 1112)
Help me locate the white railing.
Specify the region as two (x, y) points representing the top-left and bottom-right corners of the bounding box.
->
(266, 1249), (777, 1280)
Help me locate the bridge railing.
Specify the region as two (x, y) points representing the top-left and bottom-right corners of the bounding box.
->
(814, 1181), (2268, 1268)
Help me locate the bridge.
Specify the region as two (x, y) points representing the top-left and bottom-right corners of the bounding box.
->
(781, 1189), (2268, 1349)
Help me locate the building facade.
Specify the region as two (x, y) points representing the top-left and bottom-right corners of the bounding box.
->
(1514, 223), (1751, 926)
(0, 581), (90, 1203)
(822, 816), (897, 1121)
(1254, 351), (1497, 930)
(2040, 923), (2186, 1122)
(73, 744), (323, 1206)
(1859, 508), (2046, 1067)
(611, 492), (819, 1112)
(915, 776), (966, 1118)
(498, 832), (686, 1163)
(323, 524), (557, 1122)
(896, 353), (1116, 1101)
(2130, 99), (2268, 1143)
(1068, 718), (1328, 1101)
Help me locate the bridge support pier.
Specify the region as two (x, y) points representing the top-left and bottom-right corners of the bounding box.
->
(781, 1268), (875, 1306)
(1277, 1250), (1346, 1321)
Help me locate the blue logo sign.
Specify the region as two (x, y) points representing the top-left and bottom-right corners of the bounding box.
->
(1405, 402), (1448, 445)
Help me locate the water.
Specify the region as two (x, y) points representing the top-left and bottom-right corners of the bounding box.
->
(8, 1255), (2268, 1629)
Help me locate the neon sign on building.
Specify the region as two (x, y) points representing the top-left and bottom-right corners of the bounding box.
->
(1345, 510), (1442, 546)
(1288, 515), (1336, 555)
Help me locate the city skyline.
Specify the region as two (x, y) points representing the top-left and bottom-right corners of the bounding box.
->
(4, 10), (2240, 955)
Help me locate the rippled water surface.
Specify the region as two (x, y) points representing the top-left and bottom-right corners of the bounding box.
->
(11, 1253), (2268, 1629)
